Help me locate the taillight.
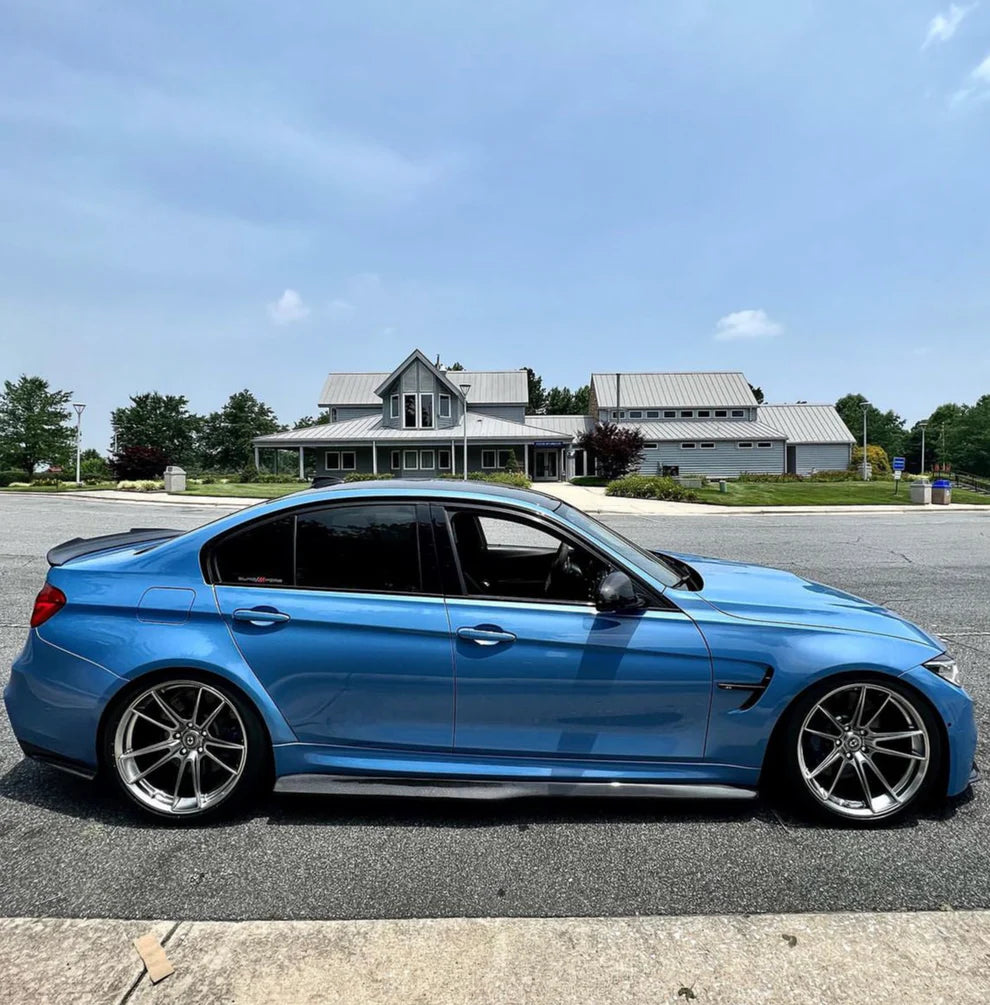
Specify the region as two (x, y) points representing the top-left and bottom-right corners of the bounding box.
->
(30, 583), (66, 628)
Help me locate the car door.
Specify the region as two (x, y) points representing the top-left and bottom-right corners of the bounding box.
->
(435, 504), (713, 761)
(210, 501), (454, 750)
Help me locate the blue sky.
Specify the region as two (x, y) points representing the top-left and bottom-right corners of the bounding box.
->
(2, 1), (989, 450)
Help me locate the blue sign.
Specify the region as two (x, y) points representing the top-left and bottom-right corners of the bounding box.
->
(892, 457), (906, 471)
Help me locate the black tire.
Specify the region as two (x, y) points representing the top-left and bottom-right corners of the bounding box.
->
(775, 674), (943, 826)
(102, 670), (270, 823)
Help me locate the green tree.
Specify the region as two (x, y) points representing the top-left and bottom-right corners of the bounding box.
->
(112, 392), (200, 465)
(578, 422), (645, 480)
(294, 410), (331, 429)
(447, 361), (465, 371)
(0, 375), (74, 475)
(199, 390), (282, 471)
(951, 395), (990, 476)
(544, 386), (576, 414)
(835, 393), (906, 460)
(748, 383), (765, 404)
(524, 367), (546, 414)
(572, 385), (590, 414)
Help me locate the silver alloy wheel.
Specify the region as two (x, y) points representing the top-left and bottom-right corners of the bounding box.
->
(797, 682), (930, 820)
(113, 680), (248, 817)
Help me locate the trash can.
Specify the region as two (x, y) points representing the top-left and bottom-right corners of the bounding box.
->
(932, 479), (951, 506)
(718, 479), (728, 494)
(163, 465), (186, 493)
(910, 479), (931, 505)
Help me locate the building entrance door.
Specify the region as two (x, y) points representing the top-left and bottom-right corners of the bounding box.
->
(533, 449), (559, 481)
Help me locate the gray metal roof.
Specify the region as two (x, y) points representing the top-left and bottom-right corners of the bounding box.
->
(757, 404), (855, 445)
(633, 419), (786, 442)
(319, 368), (528, 407)
(254, 412), (570, 446)
(524, 414), (595, 439)
(592, 372), (757, 409)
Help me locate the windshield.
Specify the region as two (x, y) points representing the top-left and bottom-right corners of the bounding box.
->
(554, 501), (683, 588)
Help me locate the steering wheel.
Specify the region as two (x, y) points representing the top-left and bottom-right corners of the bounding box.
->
(544, 541), (577, 597)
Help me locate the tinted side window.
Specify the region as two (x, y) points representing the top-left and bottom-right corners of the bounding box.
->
(213, 515), (294, 586)
(295, 505), (420, 593)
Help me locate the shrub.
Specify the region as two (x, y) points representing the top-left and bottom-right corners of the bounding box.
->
(116, 479), (165, 492)
(570, 476), (609, 486)
(737, 470), (852, 483)
(605, 475), (698, 502)
(503, 449), (522, 474)
(238, 470), (304, 484)
(112, 446), (167, 480)
(850, 445), (891, 474)
(0, 469), (30, 487)
(468, 471), (532, 488)
(343, 473), (394, 482)
(80, 455), (112, 480)
(577, 422), (645, 480)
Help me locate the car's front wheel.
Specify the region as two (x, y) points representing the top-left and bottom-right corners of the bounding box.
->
(104, 673), (268, 821)
(780, 677), (942, 824)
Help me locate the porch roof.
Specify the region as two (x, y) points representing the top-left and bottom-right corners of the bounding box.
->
(253, 412), (571, 447)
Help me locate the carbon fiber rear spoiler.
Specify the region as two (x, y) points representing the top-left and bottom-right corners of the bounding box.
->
(46, 528), (183, 567)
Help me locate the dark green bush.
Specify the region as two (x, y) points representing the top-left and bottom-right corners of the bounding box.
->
(468, 471), (532, 488)
(738, 470), (858, 483)
(605, 475), (698, 502)
(343, 473), (394, 482)
(0, 469), (30, 487)
(570, 476), (609, 486)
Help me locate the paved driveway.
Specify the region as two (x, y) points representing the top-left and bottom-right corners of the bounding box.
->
(0, 494), (987, 920)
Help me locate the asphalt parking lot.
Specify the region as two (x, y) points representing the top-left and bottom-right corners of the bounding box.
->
(1, 494), (988, 921)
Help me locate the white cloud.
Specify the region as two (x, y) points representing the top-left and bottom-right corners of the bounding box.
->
(267, 289), (309, 325)
(974, 52), (990, 82)
(922, 4), (976, 49)
(714, 308), (784, 341)
(949, 51), (990, 105)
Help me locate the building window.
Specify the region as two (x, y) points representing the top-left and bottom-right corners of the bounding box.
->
(629, 410), (643, 419)
(715, 409), (727, 418)
(700, 442), (715, 449)
(404, 394), (417, 429)
(663, 410), (676, 418)
(731, 409), (745, 418)
(680, 410), (693, 418)
(680, 442), (696, 449)
(697, 410), (711, 418)
(420, 393), (435, 428)
(644, 442), (659, 449)
(737, 442), (753, 449)
(403, 450), (419, 470)
(439, 394), (451, 419)
(481, 449), (497, 469)
(390, 395), (399, 419)
(390, 450), (401, 469)
(757, 441), (773, 449)
(438, 449), (451, 469)
(616, 410), (626, 419)
(330, 407), (338, 422)
(325, 451), (356, 470)
(646, 410), (659, 418)
(420, 449), (435, 469)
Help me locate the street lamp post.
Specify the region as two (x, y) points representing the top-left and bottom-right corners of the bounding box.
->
(459, 383), (471, 481)
(860, 401), (870, 481)
(918, 420), (928, 476)
(73, 403), (86, 485)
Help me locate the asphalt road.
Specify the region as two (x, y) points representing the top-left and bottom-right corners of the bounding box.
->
(1, 494), (988, 921)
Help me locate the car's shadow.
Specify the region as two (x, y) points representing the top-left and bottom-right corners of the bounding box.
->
(0, 757), (973, 833)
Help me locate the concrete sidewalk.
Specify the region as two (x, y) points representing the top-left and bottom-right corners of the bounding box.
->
(3, 911), (989, 1004)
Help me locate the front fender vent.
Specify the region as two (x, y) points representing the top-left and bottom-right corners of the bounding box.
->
(717, 667), (774, 710)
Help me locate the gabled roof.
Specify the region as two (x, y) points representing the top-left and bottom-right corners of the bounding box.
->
(757, 404), (855, 445)
(592, 372), (757, 409)
(319, 359), (529, 407)
(634, 419), (786, 442)
(253, 412), (571, 446)
(372, 348), (464, 400)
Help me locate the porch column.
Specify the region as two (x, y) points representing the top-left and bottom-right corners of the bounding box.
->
(253, 445), (260, 471)
(372, 440), (378, 474)
(298, 446), (305, 480)
(523, 445), (529, 477)
(560, 447), (565, 481)
(451, 438), (456, 475)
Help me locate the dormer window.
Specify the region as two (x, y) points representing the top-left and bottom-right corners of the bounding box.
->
(680, 410), (693, 418)
(731, 409), (745, 418)
(404, 394), (417, 428)
(420, 393), (434, 428)
(439, 394), (451, 419)
(331, 408), (337, 422)
(715, 409), (727, 418)
(390, 395), (399, 419)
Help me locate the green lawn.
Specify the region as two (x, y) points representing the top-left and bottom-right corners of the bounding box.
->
(0, 482), (118, 493)
(693, 480), (990, 506)
(175, 483), (308, 498)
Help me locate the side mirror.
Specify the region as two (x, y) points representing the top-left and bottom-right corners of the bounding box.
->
(595, 571), (643, 613)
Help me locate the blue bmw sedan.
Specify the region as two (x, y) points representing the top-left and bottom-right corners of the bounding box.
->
(4, 481), (977, 824)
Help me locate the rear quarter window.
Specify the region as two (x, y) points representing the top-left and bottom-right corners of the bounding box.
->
(212, 515), (294, 586)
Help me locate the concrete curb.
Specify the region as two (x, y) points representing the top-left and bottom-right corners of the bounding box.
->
(2, 911), (989, 1004)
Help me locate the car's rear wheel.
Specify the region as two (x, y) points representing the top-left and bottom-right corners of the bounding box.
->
(104, 674), (268, 821)
(780, 677), (942, 825)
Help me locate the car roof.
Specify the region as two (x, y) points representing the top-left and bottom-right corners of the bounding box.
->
(290, 478), (563, 511)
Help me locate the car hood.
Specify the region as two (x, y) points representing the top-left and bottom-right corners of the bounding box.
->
(657, 551), (942, 649)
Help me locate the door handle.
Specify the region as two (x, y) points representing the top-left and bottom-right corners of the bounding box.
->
(232, 607), (291, 626)
(456, 625), (516, 646)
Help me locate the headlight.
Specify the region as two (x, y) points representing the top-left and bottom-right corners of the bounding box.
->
(924, 654), (961, 686)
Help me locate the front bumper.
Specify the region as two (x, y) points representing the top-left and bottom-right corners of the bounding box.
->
(4, 630), (123, 772)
